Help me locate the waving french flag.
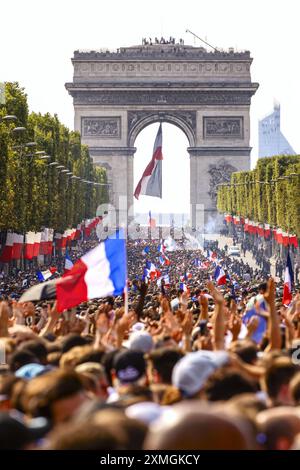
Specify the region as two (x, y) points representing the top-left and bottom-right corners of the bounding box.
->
(283, 252), (294, 306)
(20, 231), (127, 312)
(134, 124), (163, 199)
(144, 261), (161, 280)
(55, 231), (126, 312)
(214, 266), (227, 286)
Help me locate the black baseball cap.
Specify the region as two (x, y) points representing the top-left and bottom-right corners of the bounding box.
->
(113, 350), (146, 384)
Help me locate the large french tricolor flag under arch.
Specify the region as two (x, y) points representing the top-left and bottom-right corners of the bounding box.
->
(134, 123), (163, 199)
(20, 231), (127, 312)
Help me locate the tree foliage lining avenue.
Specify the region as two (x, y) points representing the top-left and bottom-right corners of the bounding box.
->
(0, 82), (108, 233)
(217, 155), (300, 237)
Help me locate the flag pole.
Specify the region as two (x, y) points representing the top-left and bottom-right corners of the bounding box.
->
(124, 228), (129, 315)
(124, 284), (128, 315)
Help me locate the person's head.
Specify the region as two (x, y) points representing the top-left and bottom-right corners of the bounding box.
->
(145, 405), (250, 450)
(60, 334), (89, 353)
(125, 331), (154, 353)
(226, 393), (267, 422)
(229, 340), (258, 364)
(19, 339), (48, 365)
(59, 345), (97, 369)
(46, 420), (124, 450)
(75, 362), (109, 400)
(262, 357), (298, 406)
(204, 368), (257, 402)
(92, 409), (147, 450)
(172, 351), (229, 399)
(0, 411), (50, 450)
(113, 350), (147, 389)
(23, 370), (88, 425)
(258, 282), (267, 294)
(9, 350), (39, 372)
(256, 407), (300, 450)
(146, 348), (183, 385)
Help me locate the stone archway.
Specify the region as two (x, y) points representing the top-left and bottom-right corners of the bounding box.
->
(66, 42), (258, 229)
(128, 111), (196, 148)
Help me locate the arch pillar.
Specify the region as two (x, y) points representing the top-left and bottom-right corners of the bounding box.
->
(89, 146), (136, 226)
(188, 146), (251, 231)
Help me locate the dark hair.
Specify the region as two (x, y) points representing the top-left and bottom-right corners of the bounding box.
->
(9, 350), (39, 372)
(258, 282), (267, 293)
(229, 340), (258, 364)
(146, 348), (183, 384)
(204, 368), (256, 401)
(19, 340), (48, 365)
(264, 358), (298, 401)
(48, 421), (124, 450)
(76, 348), (105, 366)
(24, 370), (84, 421)
(61, 334), (90, 353)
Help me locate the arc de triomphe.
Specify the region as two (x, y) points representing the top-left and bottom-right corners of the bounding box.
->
(66, 43), (258, 229)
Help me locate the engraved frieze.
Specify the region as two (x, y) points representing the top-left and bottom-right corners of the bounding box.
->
(203, 117), (244, 139)
(81, 117), (121, 138)
(73, 91), (253, 106)
(73, 61), (250, 78)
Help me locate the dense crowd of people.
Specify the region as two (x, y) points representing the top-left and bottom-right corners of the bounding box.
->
(0, 230), (300, 451)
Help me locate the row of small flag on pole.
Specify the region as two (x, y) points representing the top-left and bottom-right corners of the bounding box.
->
(0, 218), (101, 263)
(21, 231), (295, 311)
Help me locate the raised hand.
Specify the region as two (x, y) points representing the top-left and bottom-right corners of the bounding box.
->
(207, 281), (224, 305)
(228, 313), (242, 341)
(263, 277), (276, 307)
(181, 310), (193, 336)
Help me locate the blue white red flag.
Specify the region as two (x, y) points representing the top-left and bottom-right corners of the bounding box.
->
(214, 266), (227, 286)
(134, 124), (163, 199)
(64, 249), (74, 273)
(283, 252), (294, 305)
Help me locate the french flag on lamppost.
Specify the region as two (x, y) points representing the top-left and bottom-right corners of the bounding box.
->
(134, 123), (163, 199)
(283, 252), (294, 306)
(214, 265), (227, 286)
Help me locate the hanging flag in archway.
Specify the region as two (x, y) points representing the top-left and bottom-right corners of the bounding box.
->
(134, 123), (163, 199)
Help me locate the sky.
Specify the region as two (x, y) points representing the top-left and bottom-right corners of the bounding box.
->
(1, 0), (300, 215)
